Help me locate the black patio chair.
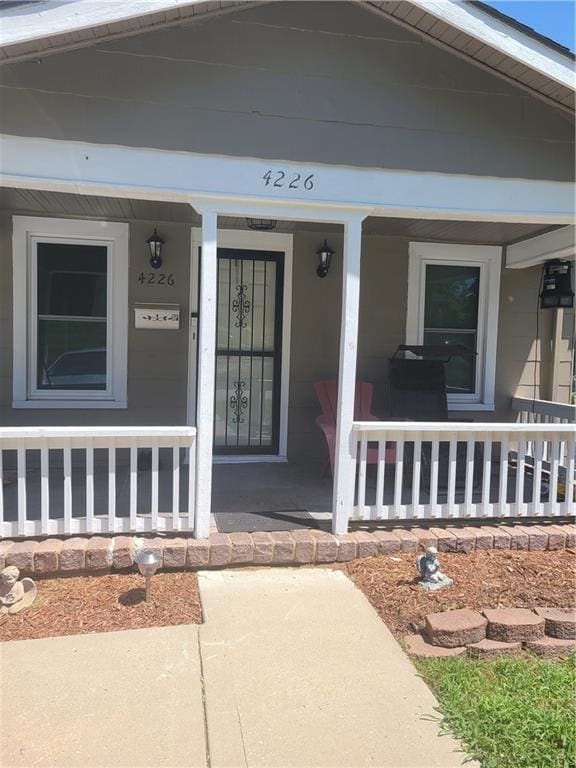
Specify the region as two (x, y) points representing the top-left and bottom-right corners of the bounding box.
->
(387, 345), (484, 495)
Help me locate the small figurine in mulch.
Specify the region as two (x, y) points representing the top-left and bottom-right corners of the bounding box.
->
(0, 566), (37, 615)
(416, 546), (453, 591)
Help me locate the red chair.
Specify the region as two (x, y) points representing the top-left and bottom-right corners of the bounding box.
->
(314, 380), (395, 476)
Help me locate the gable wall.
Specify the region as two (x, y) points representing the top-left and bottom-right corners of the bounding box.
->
(0, 2), (573, 181)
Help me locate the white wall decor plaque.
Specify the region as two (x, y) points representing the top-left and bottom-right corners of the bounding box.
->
(134, 303), (180, 329)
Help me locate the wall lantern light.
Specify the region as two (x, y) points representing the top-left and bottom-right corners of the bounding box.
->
(539, 260), (574, 309)
(146, 228), (165, 269)
(134, 550), (161, 603)
(246, 218), (277, 231)
(316, 239), (334, 279)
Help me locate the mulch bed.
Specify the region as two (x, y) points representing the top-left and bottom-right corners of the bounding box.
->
(346, 550), (576, 640)
(0, 571), (202, 642)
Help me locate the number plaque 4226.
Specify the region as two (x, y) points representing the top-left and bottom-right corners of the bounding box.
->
(263, 170), (314, 191)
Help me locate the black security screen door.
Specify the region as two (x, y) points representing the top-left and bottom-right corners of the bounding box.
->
(214, 249), (284, 455)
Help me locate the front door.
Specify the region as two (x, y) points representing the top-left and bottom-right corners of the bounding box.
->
(214, 248), (284, 455)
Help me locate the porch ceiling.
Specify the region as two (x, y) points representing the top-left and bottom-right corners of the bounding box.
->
(0, 187), (555, 244)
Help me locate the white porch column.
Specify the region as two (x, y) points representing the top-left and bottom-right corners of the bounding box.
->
(194, 209), (217, 538)
(332, 216), (364, 535)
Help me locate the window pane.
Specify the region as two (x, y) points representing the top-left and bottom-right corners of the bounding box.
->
(423, 330), (476, 394)
(424, 265), (480, 330)
(37, 320), (107, 390)
(37, 242), (107, 318)
(36, 242), (108, 391)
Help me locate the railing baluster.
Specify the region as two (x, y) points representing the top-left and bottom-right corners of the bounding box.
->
(393, 439), (404, 517)
(410, 437), (421, 519)
(40, 441), (49, 535)
(130, 445), (138, 530)
(481, 438), (492, 517)
(108, 440), (116, 531)
(151, 442), (159, 530)
(86, 441), (94, 533)
(514, 437), (526, 516)
(563, 436), (575, 516)
(17, 446), (27, 537)
(464, 437), (474, 518)
(172, 445), (180, 529)
(447, 438), (457, 516)
(357, 435), (367, 520)
(375, 439), (385, 519)
(498, 436), (509, 517)
(187, 436), (195, 529)
(549, 437), (560, 515)
(532, 439), (544, 516)
(63, 441), (72, 534)
(0, 446), (4, 533)
(430, 436), (439, 518)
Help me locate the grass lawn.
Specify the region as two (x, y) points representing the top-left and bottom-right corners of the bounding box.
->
(415, 653), (576, 768)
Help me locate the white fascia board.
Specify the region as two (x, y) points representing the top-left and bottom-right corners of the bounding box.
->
(0, 0), (203, 47)
(0, 134), (574, 225)
(409, 0), (575, 91)
(506, 226), (576, 269)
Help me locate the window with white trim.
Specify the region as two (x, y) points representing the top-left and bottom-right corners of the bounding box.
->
(12, 217), (128, 409)
(406, 243), (502, 410)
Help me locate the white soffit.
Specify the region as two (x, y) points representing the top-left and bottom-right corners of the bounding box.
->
(506, 226), (576, 269)
(408, 0), (575, 91)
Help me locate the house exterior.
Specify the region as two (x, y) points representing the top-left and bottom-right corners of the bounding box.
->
(0, 0), (574, 540)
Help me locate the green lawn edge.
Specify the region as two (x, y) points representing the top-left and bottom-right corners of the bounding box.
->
(414, 653), (576, 768)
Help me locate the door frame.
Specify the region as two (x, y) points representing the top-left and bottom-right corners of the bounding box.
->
(188, 227), (293, 462)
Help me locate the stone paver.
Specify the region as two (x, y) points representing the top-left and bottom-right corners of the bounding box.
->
(373, 530), (401, 554)
(534, 607), (576, 639)
(425, 608), (487, 648)
(0, 523), (572, 576)
(525, 636), (576, 660)
(199, 568), (473, 767)
(466, 638), (522, 659)
(33, 539), (62, 574)
(404, 634), (466, 658)
(484, 608), (545, 643)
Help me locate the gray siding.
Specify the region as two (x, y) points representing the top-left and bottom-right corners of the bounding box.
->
(0, 207), (565, 459)
(0, 215), (192, 426)
(0, 2), (573, 180)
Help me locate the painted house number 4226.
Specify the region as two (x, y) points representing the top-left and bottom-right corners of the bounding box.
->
(262, 170), (314, 190)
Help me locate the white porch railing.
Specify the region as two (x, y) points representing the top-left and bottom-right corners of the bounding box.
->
(0, 427), (196, 539)
(513, 396), (575, 425)
(352, 422), (575, 523)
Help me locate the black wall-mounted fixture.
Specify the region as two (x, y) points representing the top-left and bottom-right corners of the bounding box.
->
(246, 218), (277, 231)
(316, 239), (334, 278)
(539, 260), (574, 309)
(146, 228), (165, 269)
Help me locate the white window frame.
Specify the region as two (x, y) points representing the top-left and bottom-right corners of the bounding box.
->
(12, 216), (128, 409)
(406, 242), (502, 411)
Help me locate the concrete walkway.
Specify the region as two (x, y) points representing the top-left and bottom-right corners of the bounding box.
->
(1, 569), (473, 768)
(199, 569), (470, 768)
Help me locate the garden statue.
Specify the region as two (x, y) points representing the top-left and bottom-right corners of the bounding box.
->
(416, 546), (453, 591)
(0, 566), (37, 614)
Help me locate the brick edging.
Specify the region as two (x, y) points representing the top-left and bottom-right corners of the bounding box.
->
(0, 522), (574, 576)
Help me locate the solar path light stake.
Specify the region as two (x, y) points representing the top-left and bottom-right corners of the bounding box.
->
(134, 550), (161, 603)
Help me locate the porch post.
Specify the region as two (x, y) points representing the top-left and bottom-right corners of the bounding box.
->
(194, 208), (217, 538)
(332, 216), (364, 535)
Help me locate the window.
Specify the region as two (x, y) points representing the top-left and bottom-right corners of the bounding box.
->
(13, 217), (128, 408)
(406, 243), (501, 410)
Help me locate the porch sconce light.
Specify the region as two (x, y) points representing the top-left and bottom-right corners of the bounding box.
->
(146, 228), (165, 269)
(134, 550), (161, 603)
(246, 218), (277, 231)
(539, 260), (574, 309)
(316, 239), (334, 279)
